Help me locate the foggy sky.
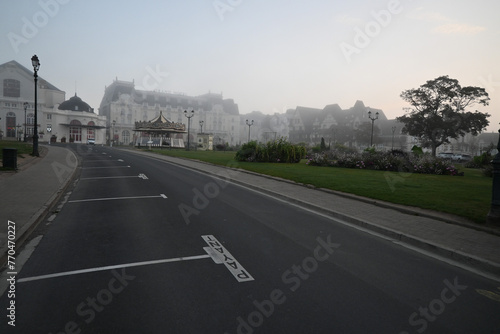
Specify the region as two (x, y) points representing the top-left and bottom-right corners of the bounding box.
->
(1, 0), (499, 131)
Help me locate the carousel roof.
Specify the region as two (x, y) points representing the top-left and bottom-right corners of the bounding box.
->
(134, 111), (186, 133)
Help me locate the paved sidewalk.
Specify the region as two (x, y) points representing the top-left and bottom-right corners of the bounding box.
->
(0, 145), (77, 264)
(125, 149), (500, 279)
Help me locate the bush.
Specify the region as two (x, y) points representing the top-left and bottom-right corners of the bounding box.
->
(235, 138), (306, 163)
(306, 149), (461, 176)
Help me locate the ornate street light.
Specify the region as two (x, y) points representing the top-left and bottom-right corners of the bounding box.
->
(23, 102), (29, 142)
(246, 119), (254, 143)
(199, 120), (204, 134)
(184, 110), (194, 150)
(368, 110), (379, 147)
(31, 55), (40, 156)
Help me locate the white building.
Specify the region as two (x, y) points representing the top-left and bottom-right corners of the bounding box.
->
(99, 79), (240, 147)
(0, 60), (106, 144)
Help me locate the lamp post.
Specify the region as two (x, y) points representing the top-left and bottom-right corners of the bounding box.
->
(199, 120), (204, 134)
(391, 126), (396, 150)
(487, 129), (500, 224)
(246, 119), (254, 143)
(23, 102), (28, 142)
(368, 110), (379, 147)
(31, 55), (40, 156)
(111, 120), (115, 147)
(184, 110), (194, 150)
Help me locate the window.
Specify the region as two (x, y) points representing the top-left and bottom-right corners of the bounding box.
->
(27, 113), (34, 125)
(69, 120), (82, 142)
(6, 112), (16, 137)
(122, 130), (130, 145)
(87, 121), (95, 140)
(47, 114), (52, 120)
(3, 79), (20, 97)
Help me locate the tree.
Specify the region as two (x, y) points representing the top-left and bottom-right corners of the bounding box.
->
(397, 75), (490, 156)
(320, 137), (327, 151)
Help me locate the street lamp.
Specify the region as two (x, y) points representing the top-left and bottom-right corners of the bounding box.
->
(199, 120), (204, 134)
(368, 110), (379, 147)
(23, 102), (29, 142)
(246, 119), (254, 143)
(184, 110), (194, 150)
(111, 120), (115, 147)
(31, 55), (40, 156)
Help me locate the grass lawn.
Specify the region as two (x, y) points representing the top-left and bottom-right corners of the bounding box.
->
(122, 148), (495, 223)
(0, 140), (33, 159)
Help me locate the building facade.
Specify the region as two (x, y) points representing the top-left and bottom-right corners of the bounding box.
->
(99, 80), (241, 147)
(0, 60), (106, 144)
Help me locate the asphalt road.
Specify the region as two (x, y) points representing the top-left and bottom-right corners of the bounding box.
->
(1, 144), (499, 333)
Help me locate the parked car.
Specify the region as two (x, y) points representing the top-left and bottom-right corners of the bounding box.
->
(452, 153), (472, 162)
(87, 139), (95, 145)
(437, 152), (453, 159)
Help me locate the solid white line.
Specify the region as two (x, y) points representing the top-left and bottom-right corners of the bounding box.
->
(81, 166), (131, 169)
(17, 254), (211, 283)
(80, 176), (140, 180)
(68, 194), (167, 203)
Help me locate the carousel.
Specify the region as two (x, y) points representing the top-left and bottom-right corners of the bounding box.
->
(134, 111), (187, 148)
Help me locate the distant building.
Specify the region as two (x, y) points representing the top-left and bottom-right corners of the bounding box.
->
(0, 60), (105, 144)
(99, 80), (240, 147)
(285, 100), (386, 147)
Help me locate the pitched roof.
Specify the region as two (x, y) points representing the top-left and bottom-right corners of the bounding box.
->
(0, 60), (63, 92)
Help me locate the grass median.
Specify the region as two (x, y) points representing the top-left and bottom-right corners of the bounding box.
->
(150, 149), (491, 224)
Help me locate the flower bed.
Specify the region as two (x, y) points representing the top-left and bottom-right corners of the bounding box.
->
(306, 151), (462, 176)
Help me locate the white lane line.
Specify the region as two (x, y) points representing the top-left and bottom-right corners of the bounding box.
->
(81, 166), (131, 169)
(202, 235), (254, 282)
(83, 159), (125, 162)
(80, 174), (149, 181)
(17, 254), (210, 283)
(68, 194), (167, 203)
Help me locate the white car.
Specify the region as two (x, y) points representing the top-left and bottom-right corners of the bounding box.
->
(452, 153), (472, 162)
(437, 152), (453, 159)
(87, 139), (95, 145)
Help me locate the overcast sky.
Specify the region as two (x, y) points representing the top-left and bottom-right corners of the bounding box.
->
(2, 0), (499, 131)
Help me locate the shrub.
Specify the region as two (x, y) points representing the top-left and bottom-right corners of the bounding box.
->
(235, 138), (306, 163)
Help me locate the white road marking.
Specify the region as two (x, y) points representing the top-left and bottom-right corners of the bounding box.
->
(204, 247), (223, 264)
(17, 254), (211, 283)
(202, 235), (254, 282)
(68, 194), (168, 203)
(80, 166), (131, 169)
(80, 174), (149, 181)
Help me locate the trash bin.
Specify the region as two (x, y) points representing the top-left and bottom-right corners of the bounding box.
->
(2, 148), (17, 169)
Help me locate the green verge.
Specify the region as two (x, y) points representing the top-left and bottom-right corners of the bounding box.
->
(150, 149), (491, 223)
(0, 140), (33, 159)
